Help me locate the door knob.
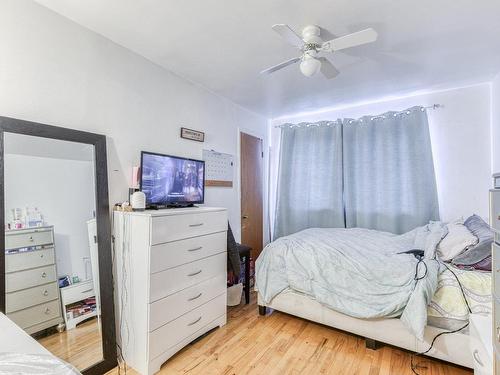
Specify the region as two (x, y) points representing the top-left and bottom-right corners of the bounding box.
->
(242, 215), (249, 219)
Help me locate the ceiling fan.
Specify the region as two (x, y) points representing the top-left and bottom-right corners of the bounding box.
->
(261, 24), (378, 79)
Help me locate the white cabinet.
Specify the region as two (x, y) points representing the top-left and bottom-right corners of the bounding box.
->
(5, 226), (63, 335)
(60, 279), (97, 330)
(470, 314), (493, 375)
(114, 207), (228, 375)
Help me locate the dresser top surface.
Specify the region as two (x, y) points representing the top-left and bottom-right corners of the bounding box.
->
(114, 206), (227, 217)
(60, 278), (92, 291)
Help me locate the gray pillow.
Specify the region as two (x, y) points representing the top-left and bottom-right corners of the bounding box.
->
(452, 214), (493, 266)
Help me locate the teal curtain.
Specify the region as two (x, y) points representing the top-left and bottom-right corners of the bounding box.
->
(273, 107), (440, 238)
(274, 121), (345, 239)
(343, 107), (439, 234)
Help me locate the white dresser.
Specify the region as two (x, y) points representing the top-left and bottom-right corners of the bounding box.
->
(5, 226), (63, 335)
(490, 175), (500, 375)
(113, 207), (228, 375)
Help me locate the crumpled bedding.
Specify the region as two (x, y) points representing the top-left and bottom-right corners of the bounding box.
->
(0, 353), (81, 375)
(429, 266), (491, 321)
(255, 222), (447, 340)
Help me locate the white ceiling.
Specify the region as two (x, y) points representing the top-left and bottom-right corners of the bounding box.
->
(34, 0), (500, 118)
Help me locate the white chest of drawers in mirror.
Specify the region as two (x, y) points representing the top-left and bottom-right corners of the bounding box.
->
(113, 207), (228, 375)
(5, 226), (63, 334)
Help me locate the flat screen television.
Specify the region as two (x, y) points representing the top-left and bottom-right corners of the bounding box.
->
(140, 151), (205, 208)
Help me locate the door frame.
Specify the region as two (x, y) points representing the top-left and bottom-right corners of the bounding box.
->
(0, 116), (117, 375)
(238, 127), (267, 251)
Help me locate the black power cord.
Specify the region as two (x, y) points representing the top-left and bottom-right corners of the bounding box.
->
(410, 261), (472, 374)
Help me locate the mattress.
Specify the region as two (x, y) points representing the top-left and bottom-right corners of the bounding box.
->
(427, 266), (491, 329)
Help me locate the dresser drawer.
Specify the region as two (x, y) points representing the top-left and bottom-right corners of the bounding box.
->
(6, 265), (57, 293)
(5, 228), (54, 250)
(151, 210), (227, 244)
(61, 281), (95, 305)
(149, 294), (225, 360)
(8, 299), (61, 330)
(150, 252), (226, 302)
(150, 231), (226, 273)
(6, 282), (60, 314)
(5, 248), (55, 273)
(149, 274), (226, 331)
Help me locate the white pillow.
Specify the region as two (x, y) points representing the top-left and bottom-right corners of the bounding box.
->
(437, 218), (478, 261)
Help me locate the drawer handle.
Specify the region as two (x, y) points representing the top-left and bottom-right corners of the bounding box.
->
(187, 316), (202, 326)
(187, 270), (202, 277)
(43, 290), (49, 296)
(40, 253), (44, 258)
(41, 272), (47, 278)
(81, 289), (93, 294)
(44, 308), (51, 314)
(187, 246), (203, 252)
(473, 350), (484, 367)
(189, 223), (204, 227)
(188, 292), (203, 301)
(28, 236), (34, 242)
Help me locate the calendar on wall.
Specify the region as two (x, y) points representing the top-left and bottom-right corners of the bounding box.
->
(202, 149), (234, 187)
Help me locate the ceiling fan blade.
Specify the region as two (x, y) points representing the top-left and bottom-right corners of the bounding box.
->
(322, 28), (378, 52)
(271, 24), (304, 48)
(260, 57), (301, 75)
(319, 57), (340, 79)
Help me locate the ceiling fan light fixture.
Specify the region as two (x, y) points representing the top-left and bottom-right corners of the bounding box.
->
(300, 56), (321, 77)
(302, 25), (322, 44)
(263, 24), (377, 79)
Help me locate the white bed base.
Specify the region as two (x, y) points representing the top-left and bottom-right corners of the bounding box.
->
(257, 290), (472, 369)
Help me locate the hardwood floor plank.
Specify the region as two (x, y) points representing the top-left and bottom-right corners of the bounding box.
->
(38, 317), (103, 371)
(106, 292), (472, 375)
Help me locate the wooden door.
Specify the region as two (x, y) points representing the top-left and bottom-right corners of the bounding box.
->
(240, 132), (263, 260)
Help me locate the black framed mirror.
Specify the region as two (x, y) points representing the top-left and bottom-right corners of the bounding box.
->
(0, 116), (117, 375)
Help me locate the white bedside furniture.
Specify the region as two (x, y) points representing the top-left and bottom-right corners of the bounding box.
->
(113, 207), (228, 375)
(60, 279), (98, 330)
(5, 226), (63, 335)
(469, 313), (492, 375)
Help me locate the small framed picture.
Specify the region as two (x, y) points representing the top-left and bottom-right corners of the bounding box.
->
(180, 127), (205, 142)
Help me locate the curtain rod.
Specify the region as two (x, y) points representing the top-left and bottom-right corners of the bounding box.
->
(274, 104), (443, 128)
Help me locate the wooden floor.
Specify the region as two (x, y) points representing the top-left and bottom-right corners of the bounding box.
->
(38, 317), (103, 371)
(107, 292), (472, 375)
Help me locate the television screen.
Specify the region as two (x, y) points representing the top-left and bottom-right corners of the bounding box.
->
(140, 152), (205, 207)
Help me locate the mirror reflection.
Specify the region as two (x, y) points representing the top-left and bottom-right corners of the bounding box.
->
(4, 133), (103, 371)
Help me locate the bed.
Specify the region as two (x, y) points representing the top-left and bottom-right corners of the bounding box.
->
(0, 312), (81, 374)
(255, 225), (492, 369)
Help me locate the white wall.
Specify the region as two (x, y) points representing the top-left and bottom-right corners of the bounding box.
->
(270, 84), (492, 229)
(5, 154), (95, 280)
(0, 0), (269, 243)
(493, 74), (500, 173)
